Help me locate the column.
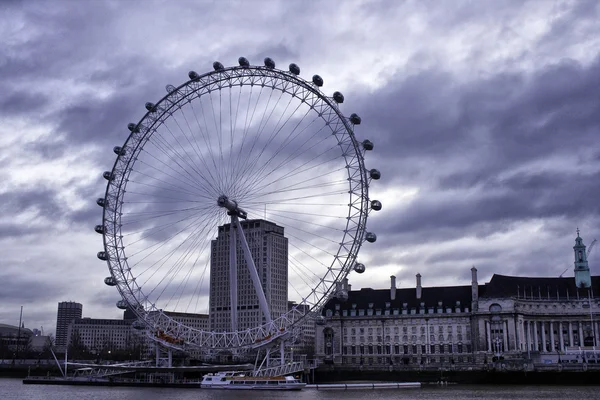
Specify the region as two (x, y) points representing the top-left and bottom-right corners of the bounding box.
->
(549, 321), (555, 352)
(486, 321), (492, 352)
(568, 322), (574, 347)
(579, 321), (584, 346)
(559, 322), (564, 352)
(503, 320), (509, 352)
(533, 321), (539, 351)
(540, 321), (547, 352)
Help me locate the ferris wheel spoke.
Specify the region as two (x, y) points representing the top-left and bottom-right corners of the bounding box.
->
(236, 93), (299, 191)
(121, 205), (212, 232)
(246, 174), (347, 201)
(138, 209), (220, 301)
(188, 98), (224, 193)
(146, 135), (216, 196)
(123, 214), (212, 247)
(175, 105), (223, 193)
(230, 86), (280, 189)
(131, 163), (207, 196)
(135, 149), (208, 194)
(239, 111), (320, 194)
(289, 255), (323, 290)
(242, 146), (341, 199)
(230, 85), (264, 194)
(152, 122), (221, 195)
(128, 207), (217, 263)
(162, 223), (216, 310)
(148, 211), (222, 304)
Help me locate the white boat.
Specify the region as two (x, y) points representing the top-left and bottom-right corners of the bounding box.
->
(200, 371), (306, 390)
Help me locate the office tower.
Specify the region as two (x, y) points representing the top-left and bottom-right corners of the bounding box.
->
(55, 301), (82, 347)
(209, 219), (288, 332)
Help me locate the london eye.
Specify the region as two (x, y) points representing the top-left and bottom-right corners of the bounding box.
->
(95, 57), (382, 351)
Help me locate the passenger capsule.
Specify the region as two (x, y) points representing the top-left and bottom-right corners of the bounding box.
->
(94, 225), (104, 234)
(354, 263), (366, 274)
(104, 276), (117, 286)
(288, 63), (300, 75)
(188, 70), (199, 80)
(365, 232), (377, 243)
(333, 91), (344, 104)
(132, 320), (146, 330)
(145, 102), (156, 112)
(362, 140), (374, 151)
(96, 198), (107, 208)
(113, 146), (126, 156)
(127, 123), (137, 132)
(349, 113), (361, 125)
(369, 169), (381, 180)
(116, 300), (128, 310)
(371, 200), (382, 211)
(264, 57), (275, 69)
(336, 290), (348, 302)
(97, 251), (108, 261)
(238, 57), (250, 67)
(213, 61), (224, 71)
(103, 171), (114, 181)
(312, 75), (323, 87)
(165, 84), (176, 93)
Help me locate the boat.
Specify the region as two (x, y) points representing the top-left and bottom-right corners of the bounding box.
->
(200, 371), (306, 390)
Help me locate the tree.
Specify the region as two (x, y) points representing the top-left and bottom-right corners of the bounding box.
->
(68, 330), (89, 360)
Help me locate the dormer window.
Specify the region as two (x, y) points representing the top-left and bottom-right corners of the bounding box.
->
(368, 303), (374, 309)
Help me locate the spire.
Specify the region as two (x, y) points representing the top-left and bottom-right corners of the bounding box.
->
(574, 229), (591, 288)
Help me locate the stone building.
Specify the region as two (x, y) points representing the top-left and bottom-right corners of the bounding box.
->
(315, 231), (599, 368)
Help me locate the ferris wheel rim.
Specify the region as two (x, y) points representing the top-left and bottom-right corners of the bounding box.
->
(99, 61), (372, 349)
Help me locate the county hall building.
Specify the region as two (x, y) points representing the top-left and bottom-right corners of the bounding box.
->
(315, 231), (600, 368)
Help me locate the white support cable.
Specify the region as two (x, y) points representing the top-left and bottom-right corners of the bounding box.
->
(232, 215), (273, 325)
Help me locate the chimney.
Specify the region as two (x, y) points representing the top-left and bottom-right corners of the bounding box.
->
(416, 273), (422, 299)
(471, 266), (478, 311)
(343, 278), (349, 292)
(390, 276), (397, 300)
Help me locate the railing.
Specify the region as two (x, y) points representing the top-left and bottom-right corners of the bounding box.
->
(252, 361), (305, 377)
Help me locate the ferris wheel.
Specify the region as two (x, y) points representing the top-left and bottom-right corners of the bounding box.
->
(95, 57), (382, 350)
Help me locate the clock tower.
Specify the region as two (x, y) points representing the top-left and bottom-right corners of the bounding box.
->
(574, 228), (592, 289)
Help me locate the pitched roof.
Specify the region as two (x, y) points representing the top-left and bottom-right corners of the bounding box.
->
(324, 284), (473, 314)
(481, 274), (600, 299)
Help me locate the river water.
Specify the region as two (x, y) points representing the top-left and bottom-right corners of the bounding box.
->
(1, 378), (599, 399)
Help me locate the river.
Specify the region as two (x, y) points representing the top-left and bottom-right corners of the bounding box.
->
(1, 378), (599, 399)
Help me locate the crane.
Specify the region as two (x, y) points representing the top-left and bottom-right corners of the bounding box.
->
(559, 238), (597, 277)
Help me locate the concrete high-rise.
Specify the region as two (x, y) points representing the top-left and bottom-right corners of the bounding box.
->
(209, 219), (288, 332)
(55, 301), (82, 348)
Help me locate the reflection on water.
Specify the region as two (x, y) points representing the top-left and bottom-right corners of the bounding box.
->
(2, 378), (600, 400)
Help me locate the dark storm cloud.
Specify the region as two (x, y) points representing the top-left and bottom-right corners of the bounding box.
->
(362, 55), (600, 238)
(2, 0), (600, 333)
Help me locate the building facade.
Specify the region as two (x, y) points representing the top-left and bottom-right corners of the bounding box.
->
(67, 318), (135, 354)
(315, 232), (599, 368)
(209, 219), (288, 332)
(56, 301), (82, 348)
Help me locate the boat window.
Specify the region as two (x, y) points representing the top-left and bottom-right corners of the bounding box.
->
(205, 377), (212, 381)
(269, 381), (278, 385)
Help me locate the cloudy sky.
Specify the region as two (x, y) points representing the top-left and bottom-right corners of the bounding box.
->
(1, 0), (599, 336)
